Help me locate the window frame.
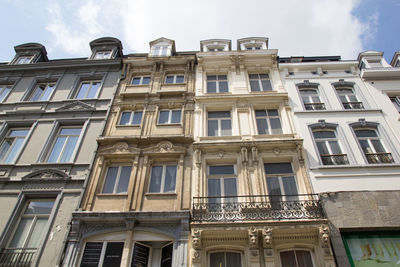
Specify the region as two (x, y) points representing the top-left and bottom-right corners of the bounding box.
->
(255, 109), (282, 135)
(264, 162), (299, 201)
(26, 82), (56, 102)
(152, 45), (170, 56)
(118, 110), (143, 126)
(207, 165), (238, 205)
(311, 128), (349, 165)
(164, 74), (185, 84)
(73, 80), (103, 99)
(208, 250), (243, 267)
(101, 165), (132, 194)
(299, 87), (326, 110)
(0, 127), (31, 164)
(15, 55), (34, 64)
(206, 74), (229, 93)
(131, 75), (151, 86)
(279, 249), (314, 267)
(207, 111), (232, 137)
(335, 86), (364, 110)
(148, 164), (178, 193)
(248, 73), (273, 92)
(389, 96), (400, 112)
(0, 84), (13, 103)
(80, 241), (124, 267)
(157, 109), (182, 125)
(93, 50), (113, 60)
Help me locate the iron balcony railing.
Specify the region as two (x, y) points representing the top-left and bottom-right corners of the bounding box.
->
(0, 248), (35, 267)
(192, 194), (325, 222)
(366, 152), (394, 164)
(304, 103), (326, 110)
(321, 154), (349, 165)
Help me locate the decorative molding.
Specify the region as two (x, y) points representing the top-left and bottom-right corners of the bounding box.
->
(248, 227), (258, 249)
(319, 224), (330, 248)
(241, 147), (248, 164)
(22, 168), (70, 180)
(55, 101), (95, 112)
(262, 227), (273, 248)
(143, 141), (186, 155)
(98, 142), (140, 156)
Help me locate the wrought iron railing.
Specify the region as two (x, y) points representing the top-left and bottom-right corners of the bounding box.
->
(342, 101), (364, 109)
(321, 154), (349, 165)
(366, 152), (394, 164)
(0, 248), (35, 267)
(192, 194), (325, 222)
(304, 103), (326, 110)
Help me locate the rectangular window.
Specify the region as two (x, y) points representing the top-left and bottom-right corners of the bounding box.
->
(354, 128), (394, 164)
(207, 165), (237, 210)
(149, 165), (177, 193)
(0, 128), (29, 164)
(47, 127), (82, 163)
(313, 129), (348, 165)
(299, 88), (325, 110)
(15, 56), (33, 64)
(102, 166), (132, 194)
(255, 109), (282, 134)
(153, 46), (169, 56)
(280, 250), (313, 267)
(131, 76), (151, 85)
(94, 51), (112, 59)
(165, 74), (184, 84)
(210, 252), (241, 267)
(336, 87), (364, 109)
(265, 163), (298, 204)
(80, 242), (124, 267)
(207, 111), (232, 136)
(207, 75), (228, 93)
(249, 74), (272, 91)
(27, 83), (56, 101)
(119, 111), (143, 126)
(158, 110), (181, 124)
(0, 85), (12, 102)
(75, 80), (101, 99)
(390, 96), (400, 112)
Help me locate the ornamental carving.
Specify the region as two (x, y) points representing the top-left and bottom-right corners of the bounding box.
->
(99, 142), (140, 155)
(22, 168), (70, 180)
(55, 101), (95, 112)
(143, 141), (186, 155)
(262, 227), (273, 248)
(192, 229), (202, 263)
(248, 227), (258, 249)
(241, 147), (248, 163)
(319, 224), (330, 248)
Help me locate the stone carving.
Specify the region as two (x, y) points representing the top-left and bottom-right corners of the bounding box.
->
(273, 147), (280, 155)
(158, 141), (173, 152)
(319, 224), (330, 248)
(241, 147), (248, 163)
(22, 168), (70, 180)
(192, 229), (202, 262)
(99, 142), (140, 155)
(248, 227), (258, 249)
(217, 151), (224, 159)
(262, 227), (273, 248)
(56, 101), (95, 112)
(194, 149), (202, 166)
(251, 147), (258, 163)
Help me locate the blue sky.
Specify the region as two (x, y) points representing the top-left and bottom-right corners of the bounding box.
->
(0, 0), (398, 62)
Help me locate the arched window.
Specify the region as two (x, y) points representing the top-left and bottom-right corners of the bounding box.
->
(312, 129), (348, 165)
(299, 88), (325, 110)
(335, 86), (363, 109)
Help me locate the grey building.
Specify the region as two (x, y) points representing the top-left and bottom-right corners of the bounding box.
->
(0, 37), (122, 266)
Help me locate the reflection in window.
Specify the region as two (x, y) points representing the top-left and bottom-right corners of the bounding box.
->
(0, 85), (12, 102)
(354, 128), (393, 164)
(207, 75), (228, 93)
(255, 109), (282, 134)
(94, 51), (112, 59)
(0, 128), (29, 164)
(149, 165), (177, 193)
(249, 74), (272, 91)
(15, 56), (33, 64)
(207, 111), (231, 136)
(158, 110), (181, 124)
(119, 111), (143, 126)
(75, 81), (101, 99)
(47, 127), (82, 163)
(102, 166), (132, 194)
(131, 76), (151, 85)
(28, 83), (56, 101)
(165, 74), (184, 84)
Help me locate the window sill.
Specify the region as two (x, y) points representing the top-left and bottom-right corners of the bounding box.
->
(156, 123), (182, 126)
(97, 193), (129, 197)
(116, 124), (141, 128)
(128, 84), (150, 87)
(205, 92), (231, 95)
(310, 163), (400, 170)
(249, 90), (275, 93)
(162, 83), (186, 86)
(145, 192), (177, 197)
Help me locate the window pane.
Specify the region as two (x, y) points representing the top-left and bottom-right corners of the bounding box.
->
(208, 120), (218, 136)
(267, 109), (278, 116)
(161, 243), (173, 267)
(207, 75), (217, 81)
(250, 80), (260, 91)
(208, 179), (221, 197)
(226, 252), (241, 267)
(9, 218), (32, 248)
(259, 74), (269, 79)
(103, 242), (124, 267)
(371, 140), (385, 153)
(313, 131), (336, 139)
(210, 252), (225, 267)
(261, 80), (272, 91)
(359, 140), (372, 153)
(164, 166), (177, 192)
(209, 165), (234, 175)
(267, 177), (281, 195)
(120, 112), (131, 125)
(76, 83), (90, 99)
(102, 167), (118, 193)
(60, 128), (82, 135)
(47, 136), (67, 162)
(256, 118), (268, 134)
(224, 178), (237, 196)
(295, 250), (313, 267)
(0, 86), (11, 102)
(41, 84), (55, 100)
(249, 74), (259, 79)
(26, 217), (48, 248)
(116, 166), (132, 193)
(329, 141), (342, 154)
(165, 76), (174, 84)
(4, 137), (24, 163)
(221, 119), (232, 136)
(131, 243), (150, 267)
(176, 75), (184, 83)
(171, 110), (181, 123)
(255, 110), (267, 116)
(208, 111), (230, 118)
(59, 136), (78, 162)
(30, 85), (45, 101)
(132, 112), (143, 125)
(280, 251), (297, 267)
(207, 81), (217, 93)
(149, 166), (163, 193)
(355, 129), (377, 138)
(132, 77), (141, 85)
(264, 163), (293, 174)
(316, 142), (329, 155)
(87, 82), (100, 98)
(158, 111), (169, 124)
(219, 81), (228, 92)
(218, 75), (227, 80)
(282, 176), (298, 196)
(0, 140), (12, 162)
(142, 77), (151, 85)
(270, 118), (282, 134)
(25, 201), (54, 214)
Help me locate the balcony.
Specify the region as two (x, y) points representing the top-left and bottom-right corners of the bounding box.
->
(0, 248), (35, 267)
(304, 103), (325, 110)
(321, 154), (349, 165)
(366, 152), (394, 164)
(192, 194), (324, 222)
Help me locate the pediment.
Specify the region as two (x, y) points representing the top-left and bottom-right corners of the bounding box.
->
(22, 168), (70, 180)
(99, 142), (140, 155)
(56, 101), (95, 112)
(143, 141), (186, 155)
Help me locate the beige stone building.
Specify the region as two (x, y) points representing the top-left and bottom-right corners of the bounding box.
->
(63, 38), (195, 266)
(189, 38), (335, 267)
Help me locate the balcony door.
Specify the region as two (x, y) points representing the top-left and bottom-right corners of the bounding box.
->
(207, 165), (237, 211)
(210, 252), (241, 267)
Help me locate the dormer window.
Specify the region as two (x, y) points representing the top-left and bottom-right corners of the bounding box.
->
(15, 56), (34, 64)
(93, 50), (112, 59)
(237, 37), (268, 51)
(395, 59), (400, 67)
(149, 38), (175, 57)
(200, 39), (231, 52)
(208, 47), (225, 52)
(153, 45), (169, 56)
(246, 45), (262, 50)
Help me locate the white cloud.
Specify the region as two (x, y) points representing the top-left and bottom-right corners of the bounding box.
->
(45, 0), (372, 59)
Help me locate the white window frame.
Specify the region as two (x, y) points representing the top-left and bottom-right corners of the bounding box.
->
(312, 128), (348, 165)
(264, 163), (298, 201)
(207, 46), (225, 52)
(118, 110), (143, 126)
(148, 164), (177, 193)
(164, 74), (185, 84)
(27, 82), (56, 101)
(46, 126), (82, 163)
(157, 109), (182, 125)
(206, 75), (229, 93)
(255, 109), (282, 134)
(152, 45), (170, 56)
(74, 80), (102, 99)
(0, 84), (13, 102)
(207, 165), (237, 203)
(390, 96), (400, 112)
(248, 73), (273, 91)
(93, 50), (113, 60)
(335, 86), (363, 109)
(299, 88), (325, 110)
(15, 56), (34, 64)
(101, 165), (132, 194)
(0, 128), (30, 164)
(131, 76), (151, 86)
(207, 111), (232, 136)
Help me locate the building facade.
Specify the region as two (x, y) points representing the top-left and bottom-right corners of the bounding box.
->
(279, 53), (400, 266)
(0, 38), (122, 266)
(62, 38), (195, 267)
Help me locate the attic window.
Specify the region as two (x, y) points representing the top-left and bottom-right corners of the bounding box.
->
(245, 44), (262, 50)
(15, 56), (33, 64)
(208, 46), (225, 52)
(153, 45), (169, 56)
(94, 50), (112, 59)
